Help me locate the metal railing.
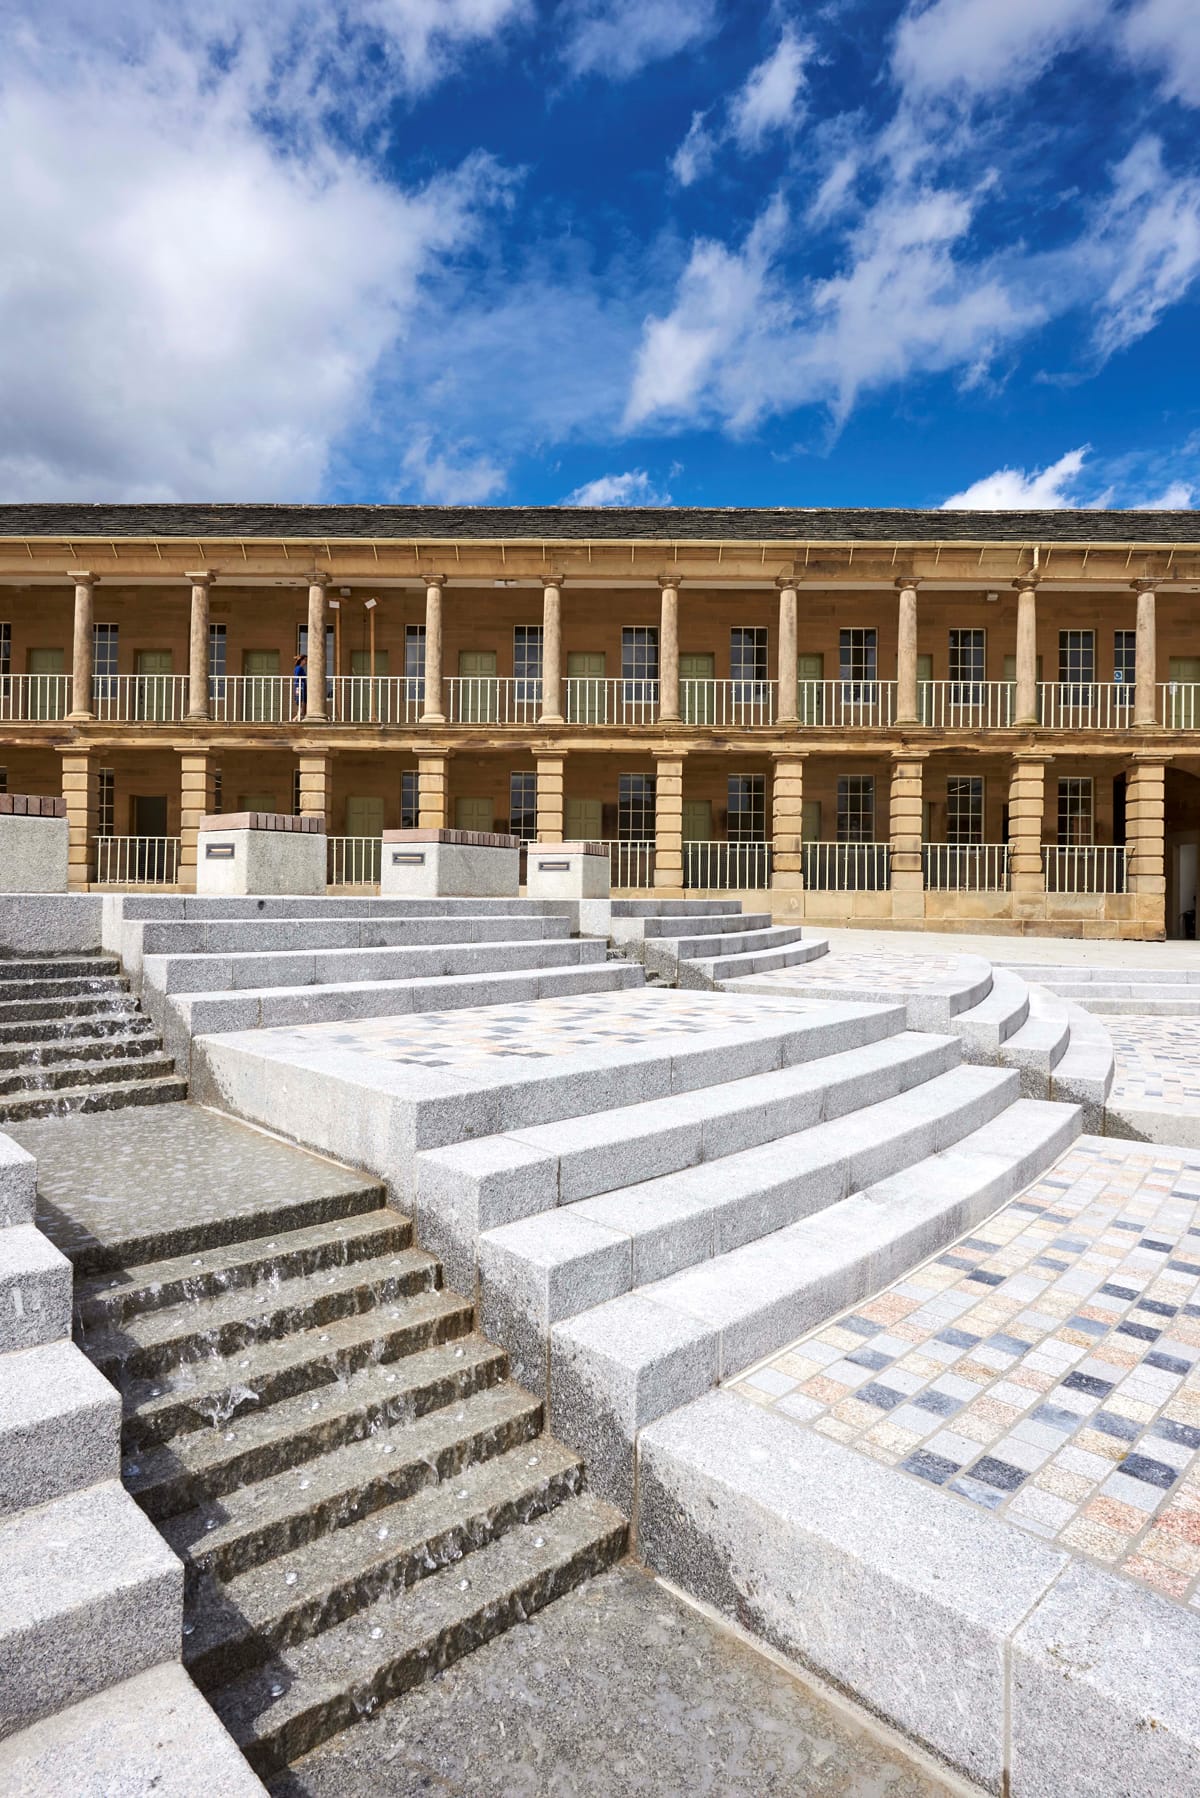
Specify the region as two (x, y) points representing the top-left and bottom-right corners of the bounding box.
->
(791, 681), (897, 730)
(327, 836), (382, 887)
(563, 678), (659, 726)
(1159, 683), (1200, 729)
(329, 677), (423, 725)
(802, 841), (891, 890)
(598, 839), (656, 889)
(923, 843), (1011, 891)
(680, 680), (776, 728)
(91, 675), (189, 722)
(920, 681), (1015, 730)
(444, 678), (543, 725)
(93, 836), (181, 886)
(208, 677), (302, 724)
(683, 840), (772, 889)
(0, 674), (71, 720)
(1043, 845), (1127, 893)
(1038, 683), (1133, 730)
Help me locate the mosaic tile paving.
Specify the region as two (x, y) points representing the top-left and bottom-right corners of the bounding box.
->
(732, 1138), (1200, 1606)
(256, 988), (827, 1070)
(738, 951), (964, 991)
(1107, 1016), (1200, 1109)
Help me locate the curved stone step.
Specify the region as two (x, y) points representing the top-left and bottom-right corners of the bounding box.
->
(640, 911), (773, 939)
(952, 967), (1029, 1057)
(146, 935), (609, 999)
(1049, 1000), (1114, 1132)
(998, 987), (1071, 1095)
(692, 936), (828, 987)
(209, 1490), (625, 1777)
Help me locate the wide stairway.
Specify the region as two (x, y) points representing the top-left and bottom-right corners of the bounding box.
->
(72, 1163), (625, 1778)
(0, 952), (185, 1123)
(998, 959), (1200, 1016)
(610, 897), (824, 986)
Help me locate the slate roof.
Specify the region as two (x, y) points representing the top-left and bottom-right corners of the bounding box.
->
(0, 503), (1196, 544)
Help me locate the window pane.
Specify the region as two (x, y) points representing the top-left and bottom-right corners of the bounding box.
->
(836, 775), (875, 842)
(1113, 629), (1135, 705)
(1058, 630), (1094, 685)
(1057, 777), (1093, 845)
(946, 776), (983, 845)
(400, 770), (419, 829)
(513, 626), (543, 682)
(730, 628), (768, 684)
(208, 623), (226, 681)
(948, 629), (984, 683)
(618, 772), (656, 839)
(509, 771), (537, 840)
(0, 623), (10, 677)
(838, 629), (877, 684)
(94, 623), (118, 680)
(727, 774), (766, 841)
(97, 768), (115, 838)
(621, 628), (659, 683)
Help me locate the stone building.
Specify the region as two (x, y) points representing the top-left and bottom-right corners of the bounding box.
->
(0, 501), (1197, 939)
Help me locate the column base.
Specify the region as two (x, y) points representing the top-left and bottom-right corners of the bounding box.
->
(421, 712), (446, 726)
(538, 713), (564, 726)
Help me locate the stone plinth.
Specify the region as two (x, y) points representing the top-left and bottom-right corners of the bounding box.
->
(196, 813), (326, 897)
(0, 796), (69, 894)
(526, 840), (611, 935)
(381, 828), (521, 898)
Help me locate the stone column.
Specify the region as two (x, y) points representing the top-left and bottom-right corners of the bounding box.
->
(1014, 577), (1040, 727)
(777, 580), (799, 725)
(186, 570), (213, 721)
(1134, 580), (1158, 728)
(1126, 756), (1166, 937)
(67, 571), (95, 720)
(297, 752), (329, 823)
(540, 577), (564, 724)
(653, 755), (684, 889)
(895, 578), (920, 726)
(889, 751), (926, 921)
(179, 752), (213, 890)
(305, 575), (329, 723)
(61, 749), (93, 890)
(771, 753), (805, 891)
(421, 577), (446, 724)
(1009, 752), (1048, 909)
(536, 755), (565, 842)
(418, 753), (449, 829)
(659, 578), (680, 723)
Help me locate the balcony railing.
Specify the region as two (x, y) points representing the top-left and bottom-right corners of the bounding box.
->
(683, 840), (772, 889)
(597, 839), (656, 889)
(93, 836), (180, 886)
(803, 841), (891, 890)
(1038, 683), (1133, 731)
(329, 677), (423, 725)
(442, 677), (543, 725)
(920, 681), (1015, 730)
(208, 677), (302, 724)
(563, 678), (659, 726)
(923, 843), (1011, 891)
(1160, 683), (1200, 729)
(792, 681), (897, 730)
(327, 836), (382, 887)
(1043, 845), (1127, 894)
(0, 674), (71, 721)
(91, 675), (189, 723)
(680, 680), (776, 728)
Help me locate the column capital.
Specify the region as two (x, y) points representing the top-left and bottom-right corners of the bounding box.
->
(771, 748), (807, 766)
(543, 572), (567, 589)
(1130, 749), (1170, 766)
(1012, 748), (1054, 765)
(894, 575), (921, 591)
(423, 573), (448, 589)
(1132, 577), (1159, 593)
(307, 571), (330, 589)
(890, 746), (929, 764)
(67, 569), (95, 585)
(657, 573), (682, 590)
(1012, 573), (1042, 591)
(185, 569), (216, 586)
(775, 574), (799, 592)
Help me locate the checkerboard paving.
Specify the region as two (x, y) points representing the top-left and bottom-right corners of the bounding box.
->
(731, 1137), (1200, 1606)
(1108, 1016), (1200, 1110)
(250, 988), (825, 1070)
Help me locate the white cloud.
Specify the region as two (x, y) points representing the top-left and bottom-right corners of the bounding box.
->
(728, 27), (811, 151)
(399, 435), (507, 502)
(558, 0), (719, 81)
(671, 111), (716, 188)
(892, 0), (1108, 100)
(1121, 0), (1200, 107)
(1141, 480), (1195, 509)
(941, 447), (1090, 508)
(1082, 138), (1200, 358)
(564, 469), (672, 505)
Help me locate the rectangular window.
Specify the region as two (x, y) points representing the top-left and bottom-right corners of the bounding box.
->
(1057, 777), (1093, 846)
(948, 628), (985, 697)
(730, 627), (768, 687)
(97, 768), (115, 839)
(837, 775), (875, 843)
(94, 623), (118, 697)
(513, 626), (543, 682)
(0, 768), (6, 795)
(400, 770), (419, 830)
(1058, 629), (1095, 689)
(621, 626), (659, 683)
(212, 769), (223, 814)
(839, 629), (877, 695)
(946, 776), (984, 845)
(293, 769), (302, 817)
(405, 625), (426, 703)
(0, 623), (10, 676)
(618, 772), (656, 840)
(208, 622), (226, 681)
(727, 774), (766, 842)
(509, 771), (537, 841)
(1114, 629), (1135, 706)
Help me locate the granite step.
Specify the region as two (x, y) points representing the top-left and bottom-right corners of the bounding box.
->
(656, 924), (807, 963)
(126, 1333), (508, 1523)
(161, 1379), (545, 1585)
(82, 1244), (442, 1383)
(952, 968), (1030, 1057)
(0, 955), (121, 982)
(0, 1072), (187, 1124)
(0, 1012), (156, 1050)
(609, 899), (743, 918)
(0, 1339), (121, 1516)
(639, 911), (774, 939)
(137, 914), (574, 958)
(145, 936), (608, 999)
(76, 1207), (414, 1329)
(691, 936), (828, 986)
(183, 1433), (583, 1689)
(0, 1028), (163, 1073)
(209, 1491), (625, 1776)
(0, 992), (140, 1026)
(121, 1287), (475, 1450)
(0, 974), (130, 1003)
(0, 1049), (176, 1097)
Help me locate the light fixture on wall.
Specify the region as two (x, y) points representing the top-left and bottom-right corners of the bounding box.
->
(985, 591), (999, 603)
(493, 578), (518, 587)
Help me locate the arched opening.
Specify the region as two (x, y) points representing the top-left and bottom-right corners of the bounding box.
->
(1165, 766), (1200, 939)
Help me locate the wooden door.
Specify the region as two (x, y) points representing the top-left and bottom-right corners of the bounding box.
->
(455, 796), (495, 832)
(244, 649), (282, 722)
(566, 651), (606, 724)
(680, 652), (715, 725)
(136, 649), (173, 722)
(682, 799), (712, 842)
(1169, 658), (1200, 728)
(565, 797), (602, 840)
(27, 647), (65, 719)
(797, 651), (824, 724)
(458, 650), (497, 723)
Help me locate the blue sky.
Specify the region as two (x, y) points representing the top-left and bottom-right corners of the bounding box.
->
(1, 0), (1198, 510)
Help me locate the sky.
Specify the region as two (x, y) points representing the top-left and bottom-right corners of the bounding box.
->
(1, 0), (1198, 513)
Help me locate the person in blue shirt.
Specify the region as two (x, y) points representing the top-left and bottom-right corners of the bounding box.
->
(292, 652), (307, 711)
